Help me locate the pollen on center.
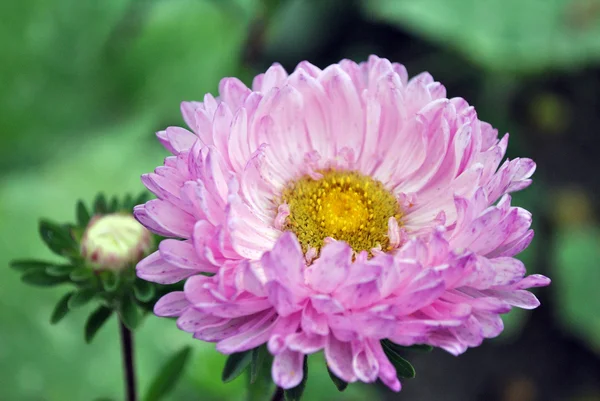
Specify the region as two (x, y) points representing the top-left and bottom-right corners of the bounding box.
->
(280, 170), (402, 255)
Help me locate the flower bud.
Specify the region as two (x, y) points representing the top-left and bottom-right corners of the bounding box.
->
(81, 213), (152, 270)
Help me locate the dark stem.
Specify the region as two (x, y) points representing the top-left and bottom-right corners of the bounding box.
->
(270, 386), (284, 401)
(119, 320), (137, 401)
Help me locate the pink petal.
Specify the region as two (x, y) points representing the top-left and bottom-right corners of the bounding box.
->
(272, 348), (305, 389)
(325, 335), (357, 383)
(305, 241), (352, 293)
(287, 332), (327, 354)
(216, 310), (278, 353)
(137, 251), (196, 284)
(159, 239), (217, 273)
(352, 341), (379, 382)
(154, 291), (190, 316)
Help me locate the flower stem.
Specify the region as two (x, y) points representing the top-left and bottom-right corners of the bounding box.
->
(119, 320), (137, 401)
(270, 387), (284, 401)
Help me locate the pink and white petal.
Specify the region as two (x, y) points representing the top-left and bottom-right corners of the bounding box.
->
(485, 289), (541, 309)
(325, 335), (357, 383)
(133, 205), (177, 237)
(154, 291), (190, 317)
(176, 308), (227, 332)
(305, 241), (352, 293)
(254, 63), (288, 92)
(260, 232), (306, 290)
(219, 77), (251, 111)
(216, 310), (278, 353)
(511, 274), (551, 290)
(287, 332), (327, 354)
(193, 316), (255, 342)
(159, 239), (217, 273)
(489, 257), (526, 286)
(301, 302), (330, 336)
(369, 339), (401, 392)
(352, 341), (379, 382)
(272, 348), (305, 389)
(137, 199), (195, 238)
(137, 251), (197, 284)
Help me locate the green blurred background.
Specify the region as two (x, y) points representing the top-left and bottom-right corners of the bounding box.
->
(2, 0), (600, 400)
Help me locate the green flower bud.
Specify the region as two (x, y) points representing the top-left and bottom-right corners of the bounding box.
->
(81, 213), (152, 270)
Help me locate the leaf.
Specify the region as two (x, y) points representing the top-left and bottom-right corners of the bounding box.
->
(404, 344), (433, 353)
(554, 226), (600, 354)
(10, 259), (52, 273)
(39, 219), (77, 256)
(21, 269), (69, 287)
(119, 293), (140, 330)
(134, 191), (150, 207)
(94, 193), (108, 214)
(46, 264), (76, 277)
(122, 193), (134, 211)
(327, 367), (348, 392)
(143, 346), (192, 401)
(76, 200), (91, 227)
(68, 287), (96, 309)
(381, 340), (416, 379)
(250, 345), (270, 384)
(85, 305), (113, 343)
(70, 267), (94, 282)
(363, 0), (600, 73)
(247, 346), (274, 401)
(101, 270), (120, 292)
(108, 196), (119, 213)
(284, 356), (308, 401)
(133, 279), (155, 302)
(119, 0), (249, 121)
(50, 292), (75, 324)
(222, 350), (253, 382)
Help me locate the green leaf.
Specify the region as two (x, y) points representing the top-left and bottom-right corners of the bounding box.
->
(101, 270), (120, 292)
(122, 193), (134, 211)
(50, 292), (75, 324)
(363, 0), (600, 73)
(9, 259), (52, 272)
(134, 191), (150, 207)
(108, 196), (119, 213)
(284, 356), (308, 401)
(250, 345), (270, 384)
(119, 294), (140, 330)
(143, 346), (192, 401)
(133, 279), (155, 302)
(70, 267), (94, 282)
(21, 269), (69, 287)
(76, 200), (91, 227)
(381, 340), (416, 379)
(247, 346), (274, 401)
(39, 219), (77, 256)
(94, 193), (108, 214)
(327, 367), (348, 392)
(46, 264), (76, 277)
(554, 226), (600, 354)
(68, 287), (96, 309)
(222, 350), (253, 383)
(85, 305), (113, 343)
(404, 344), (433, 353)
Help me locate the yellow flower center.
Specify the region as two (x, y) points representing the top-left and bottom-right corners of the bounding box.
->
(281, 170), (401, 254)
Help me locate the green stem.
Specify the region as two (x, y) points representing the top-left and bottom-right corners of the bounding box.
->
(119, 319), (137, 401)
(270, 386), (284, 401)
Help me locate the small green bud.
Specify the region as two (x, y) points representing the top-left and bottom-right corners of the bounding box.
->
(81, 213), (152, 270)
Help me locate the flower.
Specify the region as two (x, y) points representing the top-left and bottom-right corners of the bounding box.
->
(135, 56), (550, 391)
(81, 213), (152, 270)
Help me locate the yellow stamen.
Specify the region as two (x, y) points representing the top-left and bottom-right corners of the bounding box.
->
(280, 170), (402, 255)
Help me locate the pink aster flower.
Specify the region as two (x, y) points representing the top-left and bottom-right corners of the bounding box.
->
(135, 56), (549, 391)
